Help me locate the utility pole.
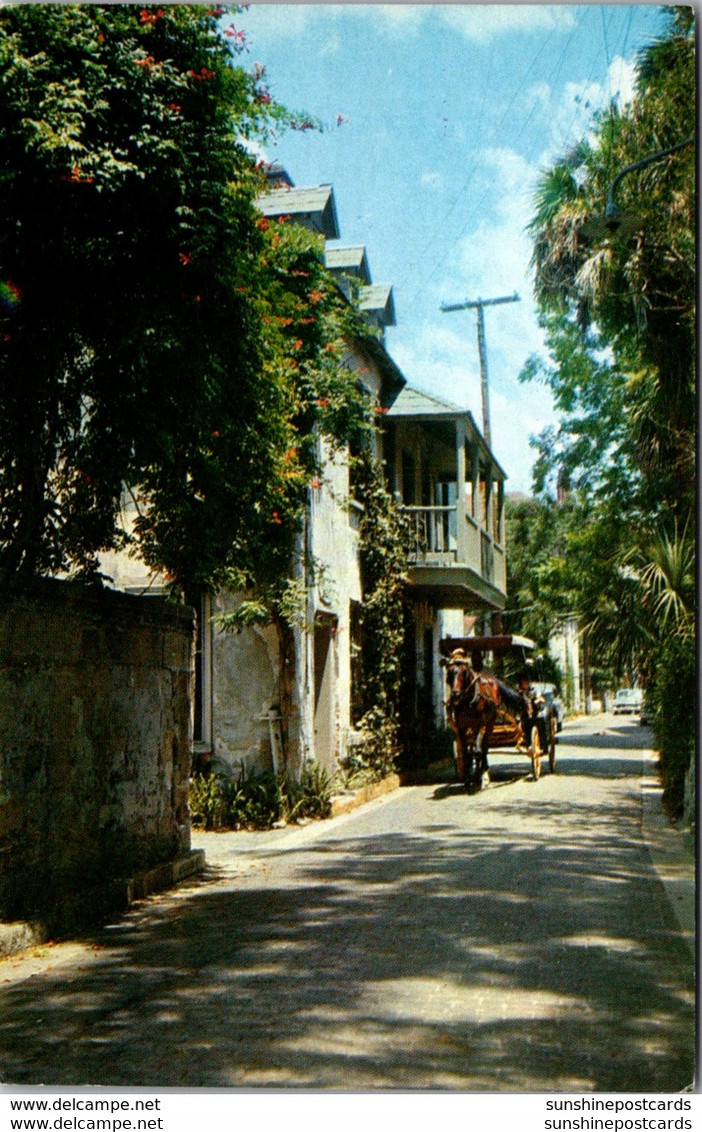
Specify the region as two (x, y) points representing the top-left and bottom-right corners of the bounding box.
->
(440, 292), (520, 448)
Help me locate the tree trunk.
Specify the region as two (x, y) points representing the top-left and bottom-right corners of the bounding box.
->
(583, 634), (593, 713)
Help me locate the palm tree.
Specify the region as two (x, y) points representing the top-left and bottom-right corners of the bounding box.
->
(637, 517), (695, 637)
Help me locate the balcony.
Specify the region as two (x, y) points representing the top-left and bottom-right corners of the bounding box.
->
(383, 384), (507, 612)
(401, 504), (506, 610)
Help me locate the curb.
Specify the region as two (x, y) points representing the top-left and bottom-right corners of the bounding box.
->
(329, 773), (401, 817)
(0, 848), (206, 960)
(0, 920), (47, 959)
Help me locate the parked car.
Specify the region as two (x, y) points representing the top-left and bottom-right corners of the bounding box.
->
(531, 682), (565, 732)
(612, 688), (643, 715)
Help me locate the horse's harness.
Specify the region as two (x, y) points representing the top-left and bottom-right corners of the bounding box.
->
(446, 662), (496, 713)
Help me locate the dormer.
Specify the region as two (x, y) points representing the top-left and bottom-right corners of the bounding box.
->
(324, 244), (372, 300)
(264, 162), (295, 190)
(256, 183), (340, 240)
(359, 283), (397, 335)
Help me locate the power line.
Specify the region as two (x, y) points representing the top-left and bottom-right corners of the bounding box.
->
(398, 15), (584, 317)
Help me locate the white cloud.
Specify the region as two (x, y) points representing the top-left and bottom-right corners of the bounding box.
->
(368, 5), (425, 33)
(607, 55), (637, 107)
(438, 4), (577, 43)
(548, 55), (639, 156)
(420, 171), (444, 190)
(387, 143), (554, 492)
(244, 3), (578, 45)
(244, 4), (313, 37)
(320, 32), (342, 57)
(525, 81), (552, 113)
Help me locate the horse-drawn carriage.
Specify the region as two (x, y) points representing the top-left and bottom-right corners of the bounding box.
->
(440, 634), (557, 791)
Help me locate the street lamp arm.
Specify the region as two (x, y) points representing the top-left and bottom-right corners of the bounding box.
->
(605, 136), (694, 218)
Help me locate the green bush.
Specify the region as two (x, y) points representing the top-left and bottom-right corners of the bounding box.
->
(189, 772), (229, 831)
(287, 762), (334, 821)
(352, 707), (400, 779)
(189, 760), (333, 831)
(223, 769), (285, 830)
(650, 631), (696, 822)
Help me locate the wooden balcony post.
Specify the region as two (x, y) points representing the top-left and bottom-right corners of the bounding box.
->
(455, 421), (468, 563)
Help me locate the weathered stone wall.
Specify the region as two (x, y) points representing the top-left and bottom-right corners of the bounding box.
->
(0, 579), (194, 931)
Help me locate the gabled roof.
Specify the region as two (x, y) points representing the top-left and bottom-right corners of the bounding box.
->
(385, 385), (463, 417)
(359, 283), (396, 327)
(256, 184), (340, 239)
(324, 244), (372, 284)
(385, 385), (506, 477)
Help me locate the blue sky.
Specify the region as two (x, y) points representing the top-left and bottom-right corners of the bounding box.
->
(235, 3), (667, 493)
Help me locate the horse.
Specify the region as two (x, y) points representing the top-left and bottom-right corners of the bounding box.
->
(443, 649), (530, 792)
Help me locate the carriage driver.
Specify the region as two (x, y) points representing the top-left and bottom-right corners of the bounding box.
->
(517, 665), (541, 740)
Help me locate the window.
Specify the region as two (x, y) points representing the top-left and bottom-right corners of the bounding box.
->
(401, 450), (416, 505)
(492, 481), (503, 543)
(478, 469), (490, 526)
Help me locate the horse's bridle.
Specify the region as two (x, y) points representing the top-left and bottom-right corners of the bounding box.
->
(446, 662), (480, 707)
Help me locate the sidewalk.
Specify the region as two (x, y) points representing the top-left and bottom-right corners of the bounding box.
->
(640, 750), (696, 961)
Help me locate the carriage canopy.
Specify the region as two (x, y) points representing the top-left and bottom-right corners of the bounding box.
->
(438, 634), (536, 659)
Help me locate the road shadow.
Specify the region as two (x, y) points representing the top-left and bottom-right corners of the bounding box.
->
(0, 770), (693, 1091)
(558, 727), (648, 751)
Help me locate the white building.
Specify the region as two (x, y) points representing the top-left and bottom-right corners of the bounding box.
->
(103, 167), (509, 780)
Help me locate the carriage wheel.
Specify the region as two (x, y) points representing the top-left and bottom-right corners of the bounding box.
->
(548, 716), (557, 773)
(531, 723), (543, 780)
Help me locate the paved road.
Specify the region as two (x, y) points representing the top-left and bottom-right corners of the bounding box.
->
(0, 715), (695, 1091)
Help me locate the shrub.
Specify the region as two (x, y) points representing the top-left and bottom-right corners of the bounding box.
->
(287, 762), (334, 821)
(189, 772), (229, 831)
(189, 760), (333, 830)
(223, 769), (285, 830)
(352, 707), (400, 779)
(650, 630), (696, 822)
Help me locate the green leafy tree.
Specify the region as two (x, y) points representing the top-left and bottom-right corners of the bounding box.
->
(213, 216), (379, 763)
(0, 3), (312, 593)
(0, 4), (412, 779)
(522, 11), (695, 815)
(528, 8), (694, 514)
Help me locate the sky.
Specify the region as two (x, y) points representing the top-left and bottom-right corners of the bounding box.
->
(235, 3), (667, 493)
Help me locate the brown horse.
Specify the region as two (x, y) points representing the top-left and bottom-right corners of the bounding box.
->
(443, 649), (530, 791)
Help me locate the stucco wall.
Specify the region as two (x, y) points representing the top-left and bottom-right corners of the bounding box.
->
(208, 444), (364, 781)
(304, 441), (363, 769)
(0, 579), (193, 929)
(209, 591), (280, 778)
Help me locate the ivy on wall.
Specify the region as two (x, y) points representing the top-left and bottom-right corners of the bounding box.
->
(352, 450), (412, 777)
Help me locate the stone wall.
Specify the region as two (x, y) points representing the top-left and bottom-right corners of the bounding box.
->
(0, 579), (194, 932)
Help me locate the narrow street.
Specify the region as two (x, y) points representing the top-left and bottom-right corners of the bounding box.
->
(0, 715), (694, 1092)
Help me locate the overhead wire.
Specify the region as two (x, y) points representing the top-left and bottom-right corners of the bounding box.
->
(398, 6), (590, 320)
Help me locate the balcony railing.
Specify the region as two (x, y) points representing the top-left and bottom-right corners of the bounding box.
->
(481, 529), (494, 583)
(401, 504), (505, 594)
(402, 505), (457, 560)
